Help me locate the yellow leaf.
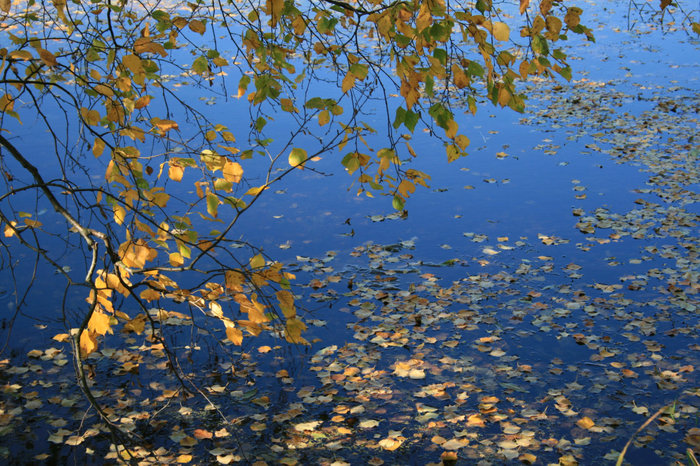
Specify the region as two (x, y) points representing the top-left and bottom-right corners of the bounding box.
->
(285, 317), (308, 344)
(455, 134), (470, 151)
(341, 71), (355, 93)
(52, 333), (70, 342)
(397, 179), (415, 198)
(38, 49), (58, 67)
(250, 254), (265, 269)
(288, 148), (307, 169)
(415, 4), (432, 32)
(445, 119), (458, 139)
(168, 163), (184, 182)
(245, 185), (267, 196)
(92, 138), (105, 158)
(123, 314), (146, 334)
(222, 161), (243, 183)
(318, 109), (330, 126)
(188, 19), (206, 34)
(519, 0), (530, 14)
(378, 436), (404, 451)
(576, 416), (595, 429)
(88, 311), (113, 336)
(3, 221), (17, 237)
(79, 330), (98, 357)
(139, 288), (161, 301)
(276, 290), (296, 318)
(224, 320), (243, 345)
(0, 0), (11, 13)
(122, 54), (144, 74)
(492, 22), (510, 41)
(113, 205), (126, 225)
(177, 454), (193, 463)
(151, 117), (179, 133)
(265, 0), (284, 27)
(23, 219), (42, 228)
(134, 95), (151, 109)
(169, 252), (184, 267)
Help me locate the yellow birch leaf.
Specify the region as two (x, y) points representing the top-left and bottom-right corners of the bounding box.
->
(341, 72), (355, 93)
(113, 205), (126, 225)
(168, 163), (184, 182)
(288, 148), (307, 169)
(0, 0), (10, 13)
(245, 185), (267, 196)
(519, 0), (530, 14)
(188, 19), (206, 34)
(250, 254), (265, 269)
(152, 118), (179, 133)
(222, 161), (243, 183)
(38, 49), (58, 67)
(92, 138), (105, 158)
(276, 290), (296, 318)
(397, 179), (415, 198)
(415, 4), (432, 32)
(123, 314), (146, 334)
(79, 330), (98, 356)
(23, 219), (42, 228)
(139, 288), (161, 301)
(446, 118), (458, 139)
(3, 221), (17, 237)
(576, 417), (595, 429)
(455, 134), (470, 151)
(134, 95), (151, 109)
(122, 54), (143, 73)
(88, 311), (113, 336)
(492, 22), (510, 41)
(318, 109), (330, 126)
(378, 437), (404, 451)
(169, 252), (184, 267)
(266, 0), (284, 27)
(285, 317), (308, 344)
(224, 321), (243, 345)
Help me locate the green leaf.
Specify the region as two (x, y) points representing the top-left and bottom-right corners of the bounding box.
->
(392, 195), (405, 211)
(206, 193), (219, 218)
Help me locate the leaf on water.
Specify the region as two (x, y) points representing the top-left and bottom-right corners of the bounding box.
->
(294, 420), (321, 432)
(378, 436), (404, 451)
(576, 417), (595, 429)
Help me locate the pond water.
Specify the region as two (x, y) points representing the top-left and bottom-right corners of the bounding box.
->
(0, 1), (698, 464)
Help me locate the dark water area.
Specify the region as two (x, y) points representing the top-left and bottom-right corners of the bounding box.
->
(0, 0), (698, 464)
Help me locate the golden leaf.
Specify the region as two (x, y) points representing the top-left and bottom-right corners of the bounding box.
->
(168, 163), (184, 182)
(152, 117), (179, 133)
(224, 321), (243, 345)
(0, 0), (10, 13)
(519, 0), (530, 14)
(378, 436), (404, 451)
(88, 311), (113, 336)
(341, 71), (355, 93)
(79, 330), (98, 357)
(38, 49), (58, 67)
(249, 254), (265, 269)
(576, 416), (595, 429)
(492, 22), (510, 41)
(276, 290), (296, 318)
(222, 161), (243, 183)
(169, 252), (184, 267)
(188, 19), (206, 34)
